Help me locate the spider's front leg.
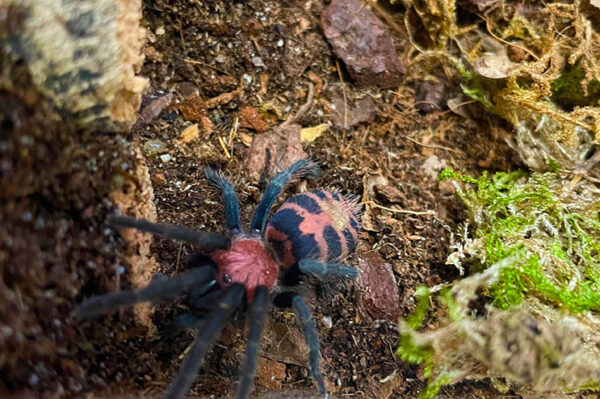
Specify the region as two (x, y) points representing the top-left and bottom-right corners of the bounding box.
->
(274, 291), (328, 399)
(76, 266), (216, 320)
(109, 215), (230, 252)
(205, 167), (243, 233)
(251, 159), (321, 232)
(165, 283), (245, 399)
(236, 285), (269, 399)
(76, 221), (228, 320)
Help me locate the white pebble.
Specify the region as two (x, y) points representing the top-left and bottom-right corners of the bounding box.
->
(252, 56), (265, 67)
(160, 154), (171, 163)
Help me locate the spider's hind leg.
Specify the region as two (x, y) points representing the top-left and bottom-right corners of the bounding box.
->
(205, 167), (243, 233)
(251, 159), (321, 232)
(298, 259), (358, 279)
(273, 292), (328, 398)
(283, 259), (357, 286)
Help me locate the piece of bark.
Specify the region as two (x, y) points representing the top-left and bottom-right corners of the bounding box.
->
(321, 0), (405, 89)
(1, 0), (148, 132)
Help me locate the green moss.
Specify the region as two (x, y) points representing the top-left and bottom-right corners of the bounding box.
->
(457, 66), (497, 111)
(399, 168), (600, 397)
(551, 65), (600, 109)
(406, 286), (432, 329)
(396, 287), (435, 372)
(439, 169), (600, 313)
(396, 333), (434, 369)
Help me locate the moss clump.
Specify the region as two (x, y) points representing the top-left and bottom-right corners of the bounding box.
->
(396, 169), (600, 397)
(551, 65), (600, 109)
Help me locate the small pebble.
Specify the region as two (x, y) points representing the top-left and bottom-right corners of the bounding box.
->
(21, 211), (33, 222)
(252, 56), (265, 67)
(155, 26), (165, 35)
(160, 154), (171, 163)
(242, 74), (253, 84)
(277, 39), (284, 47)
(28, 374), (39, 386)
(142, 140), (167, 157)
(322, 316), (333, 329)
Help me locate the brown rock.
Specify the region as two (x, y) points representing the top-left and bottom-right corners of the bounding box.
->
(137, 92), (173, 124)
(238, 106), (269, 131)
(255, 357), (286, 390)
(330, 95), (377, 128)
(414, 76), (448, 113)
(373, 183), (405, 204)
(356, 246), (401, 320)
(245, 123), (307, 180)
(321, 0), (405, 89)
(260, 318), (309, 367)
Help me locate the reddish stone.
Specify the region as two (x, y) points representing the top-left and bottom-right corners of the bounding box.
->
(414, 76), (449, 113)
(330, 94), (377, 128)
(238, 106), (269, 132)
(321, 0), (405, 89)
(356, 246), (401, 320)
(179, 93), (207, 123)
(245, 123), (307, 180)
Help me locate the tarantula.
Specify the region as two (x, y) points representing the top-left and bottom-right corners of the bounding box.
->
(76, 159), (361, 399)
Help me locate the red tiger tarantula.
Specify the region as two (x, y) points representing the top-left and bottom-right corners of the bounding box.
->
(76, 159), (361, 399)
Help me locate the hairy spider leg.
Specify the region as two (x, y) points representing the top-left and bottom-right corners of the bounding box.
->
(257, 148), (272, 191)
(165, 283), (245, 399)
(205, 167), (243, 232)
(162, 313), (204, 339)
(76, 267), (216, 320)
(162, 282), (220, 339)
(298, 259), (358, 279)
(274, 292), (327, 398)
(235, 285), (269, 399)
(251, 159), (321, 232)
(109, 215), (231, 252)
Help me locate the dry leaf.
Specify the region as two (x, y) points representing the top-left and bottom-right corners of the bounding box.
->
(240, 132), (253, 147)
(176, 124), (199, 145)
(300, 124), (328, 142)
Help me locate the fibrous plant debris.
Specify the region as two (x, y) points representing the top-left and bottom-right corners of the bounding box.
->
(396, 169), (600, 397)
(397, 0), (600, 176)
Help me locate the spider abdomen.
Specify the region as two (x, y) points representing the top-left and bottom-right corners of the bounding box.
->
(265, 190), (360, 268)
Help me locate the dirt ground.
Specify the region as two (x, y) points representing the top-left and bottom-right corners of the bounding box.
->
(0, 0), (552, 398)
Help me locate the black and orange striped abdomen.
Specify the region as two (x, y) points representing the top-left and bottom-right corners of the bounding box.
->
(265, 190), (360, 268)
